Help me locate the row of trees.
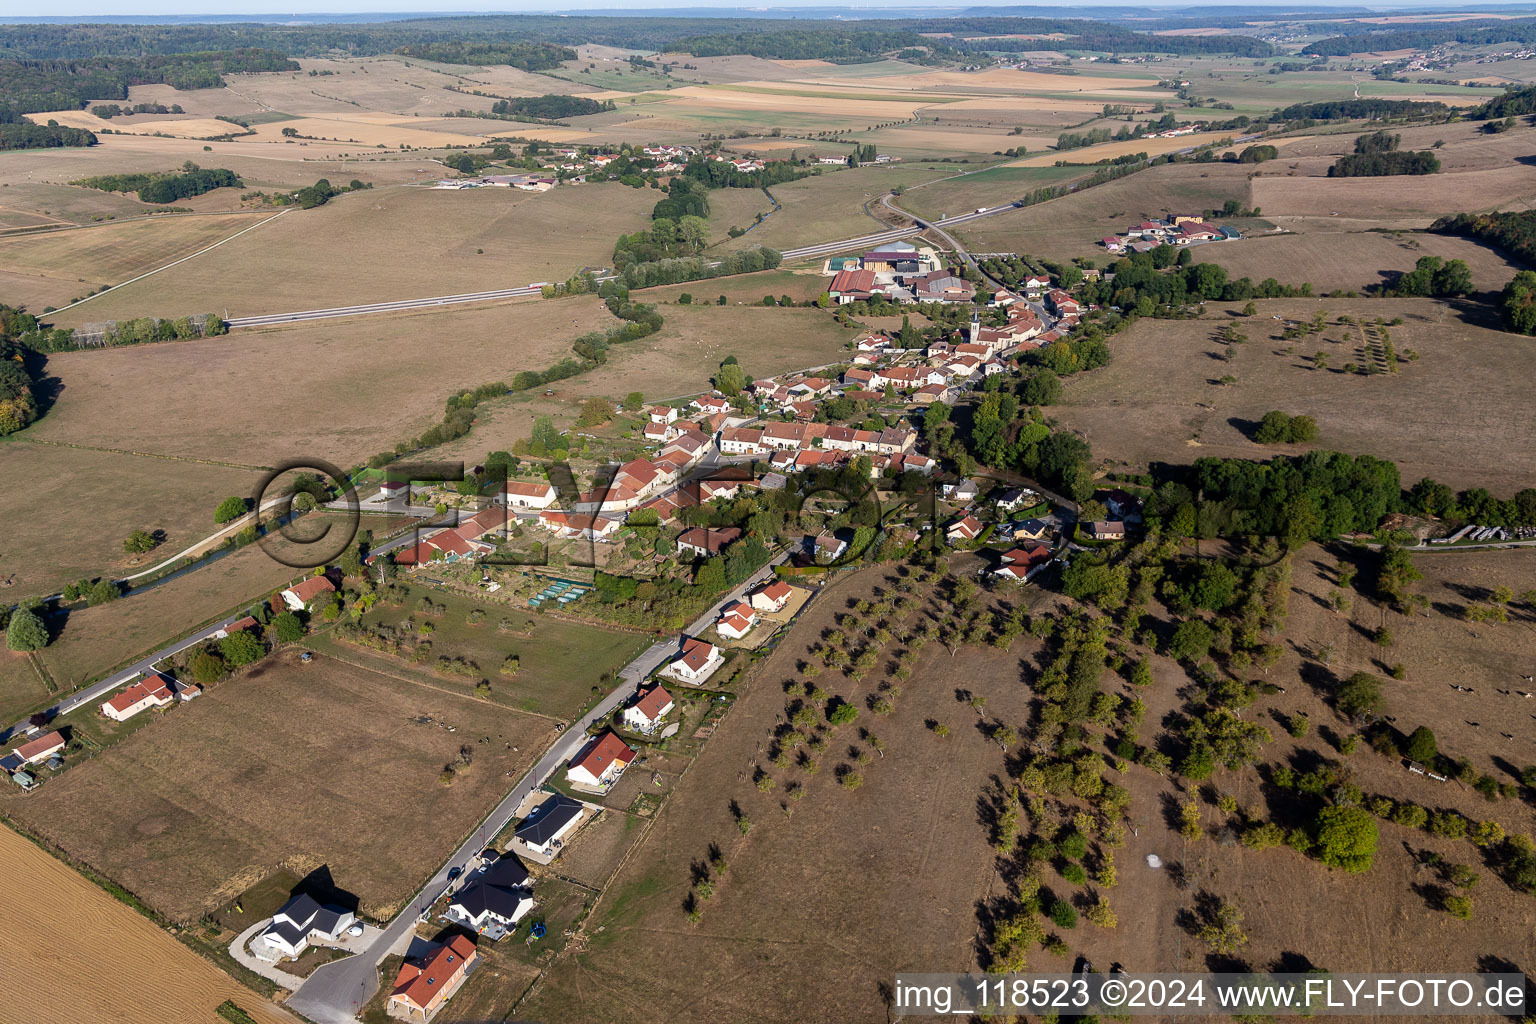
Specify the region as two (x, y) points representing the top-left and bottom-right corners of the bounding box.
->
(90, 101), (183, 118)
(618, 246), (781, 291)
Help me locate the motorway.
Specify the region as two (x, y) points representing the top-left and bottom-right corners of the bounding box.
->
(288, 549), (791, 1024)
(225, 284), (547, 328)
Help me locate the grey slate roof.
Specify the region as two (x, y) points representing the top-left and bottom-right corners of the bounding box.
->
(514, 795), (584, 848)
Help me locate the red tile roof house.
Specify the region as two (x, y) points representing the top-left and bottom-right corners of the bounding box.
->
(842, 367), (876, 389)
(536, 511), (622, 541)
(281, 575), (337, 612)
(662, 637), (725, 686)
(566, 729), (636, 789)
(718, 427), (764, 455)
(750, 580), (794, 613)
(642, 419), (678, 444)
(1047, 289), (1082, 315)
(946, 515), (984, 543)
(789, 377), (832, 398)
(12, 730), (65, 767)
(622, 683), (675, 734)
(993, 544), (1053, 583)
(649, 405), (678, 424)
(215, 617), (259, 641)
(100, 673), (175, 722)
(814, 533), (848, 562)
(498, 480), (558, 510)
(676, 527), (742, 559)
(388, 933), (479, 1022)
(1088, 521), (1128, 541)
(716, 600), (758, 640)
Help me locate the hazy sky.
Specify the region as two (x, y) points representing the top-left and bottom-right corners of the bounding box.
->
(0, 0), (1430, 16)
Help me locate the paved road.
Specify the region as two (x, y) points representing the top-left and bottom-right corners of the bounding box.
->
(225, 283), (546, 328)
(0, 611), (242, 747)
(288, 548), (790, 1023)
(778, 203), (1017, 263)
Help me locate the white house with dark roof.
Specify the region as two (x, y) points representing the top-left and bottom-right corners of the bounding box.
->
(257, 893), (356, 960)
(446, 853), (533, 939)
(514, 795), (585, 858)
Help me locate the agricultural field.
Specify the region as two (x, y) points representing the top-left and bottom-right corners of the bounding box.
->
(0, 211), (268, 312)
(895, 163), (1086, 222)
(0, 649), (52, 727)
(714, 163), (949, 255)
(1051, 297), (1536, 494)
(0, 438), (259, 596)
(29, 295), (624, 466)
(434, 300), (858, 459)
(315, 582), (650, 719)
(33, 517), (375, 693)
(50, 183), (657, 323)
(953, 161), (1258, 263)
(1, 650), (552, 923)
(521, 566), (1049, 1023)
(1251, 165), (1536, 228)
(1004, 129), (1239, 167)
(1190, 230), (1520, 295)
(0, 824), (296, 1024)
(526, 537), (1536, 1024)
(953, 121), (1536, 262)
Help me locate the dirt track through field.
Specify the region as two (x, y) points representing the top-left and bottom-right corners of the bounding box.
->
(0, 825), (294, 1024)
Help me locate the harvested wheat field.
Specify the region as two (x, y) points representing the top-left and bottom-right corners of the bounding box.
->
(52, 183), (656, 323)
(32, 295), (623, 465)
(0, 212), (267, 307)
(1251, 165), (1536, 226)
(0, 439), (260, 595)
(218, 56), (598, 119)
(0, 825), (294, 1024)
(1006, 130), (1236, 167)
(654, 83), (953, 120)
(241, 113), (488, 148)
(1, 651), (551, 923)
(793, 67), (1164, 94)
(29, 110), (250, 140)
(1191, 230), (1519, 294)
(1052, 297), (1536, 494)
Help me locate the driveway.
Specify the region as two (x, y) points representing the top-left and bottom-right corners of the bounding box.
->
(229, 922), (305, 991)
